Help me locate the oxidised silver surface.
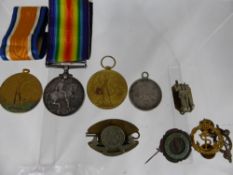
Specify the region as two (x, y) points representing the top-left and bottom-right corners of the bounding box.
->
(101, 126), (126, 150)
(43, 71), (84, 116)
(129, 72), (162, 110)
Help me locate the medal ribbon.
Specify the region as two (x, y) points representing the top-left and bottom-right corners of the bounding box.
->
(46, 0), (93, 65)
(0, 7), (48, 60)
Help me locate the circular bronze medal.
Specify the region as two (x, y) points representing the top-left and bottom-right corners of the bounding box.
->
(160, 129), (192, 163)
(129, 72), (162, 110)
(0, 69), (42, 113)
(87, 56), (128, 109)
(43, 70), (84, 116)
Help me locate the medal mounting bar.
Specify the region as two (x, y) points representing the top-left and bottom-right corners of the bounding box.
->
(46, 61), (87, 69)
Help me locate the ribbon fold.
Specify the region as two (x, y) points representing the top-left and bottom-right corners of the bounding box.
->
(0, 7), (48, 60)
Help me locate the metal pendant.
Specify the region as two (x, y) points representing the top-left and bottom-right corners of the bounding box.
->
(190, 119), (224, 159)
(87, 56), (128, 109)
(0, 69), (42, 113)
(86, 119), (140, 156)
(145, 129), (191, 164)
(43, 67), (84, 116)
(172, 80), (194, 114)
(129, 72), (162, 110)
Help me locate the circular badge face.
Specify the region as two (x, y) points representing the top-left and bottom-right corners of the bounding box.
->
(129, 72), (162, 110)
(101, 125), (126, 150)
(0, 69), (42, 113)
(161, 129), (191, 163)
(87, 56), (128, 109)
(43, 74), (84, 116)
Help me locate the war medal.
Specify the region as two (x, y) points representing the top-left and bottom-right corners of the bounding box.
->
(43, 67), (85, 116)
(86, 119), (140, 156)
(145, 129), (191, 163)
(44, 0), (93, 116)
(129, 72), (162, 110)
(87, 56), (128, 109)
(0, 69), (42, 113)
(172, 80), (194, 114)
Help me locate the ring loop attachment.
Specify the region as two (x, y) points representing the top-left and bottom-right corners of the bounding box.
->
(22, 68), (30, 73)
(101, 56), (116, 69)
(141, 72), (149, 79)
(132, 131), (140, 139)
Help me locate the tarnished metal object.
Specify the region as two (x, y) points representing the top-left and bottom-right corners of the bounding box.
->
(87, 56), (128, 109)
(0, 69), (42, 113)
(172, 80), (194, 114)
(43, 67), (84, 116)
(86, 119), (140, 156)
(215, 125), (232, 163)
(191, 119), (224, 159)
(129, 72), (162, 110)
(145, 129), (191, 164)
(160, 129), (192, 162)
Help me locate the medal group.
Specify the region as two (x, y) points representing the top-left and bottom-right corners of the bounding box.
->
(0, 0), (232, 164)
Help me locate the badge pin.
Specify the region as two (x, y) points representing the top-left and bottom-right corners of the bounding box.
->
(86, 119), (140, 156)
(145, 129), (191, 163)
(191, 119), (225, 160)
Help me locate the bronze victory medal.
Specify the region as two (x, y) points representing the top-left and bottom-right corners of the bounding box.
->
(0, 69), (42, 113)
(129, 72), (162, 110)
(87, 56), (128, 109)
(43, 70), (85, 116)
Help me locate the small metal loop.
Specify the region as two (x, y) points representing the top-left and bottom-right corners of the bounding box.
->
(22, 69), (30, 73)
(132, 131), (140, 139)
(141, 72), (149, 79)
(63, 66), (69, 74)
(101, 56), (116, 69)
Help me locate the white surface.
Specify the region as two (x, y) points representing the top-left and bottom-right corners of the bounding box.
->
(0, 0), (233, 175)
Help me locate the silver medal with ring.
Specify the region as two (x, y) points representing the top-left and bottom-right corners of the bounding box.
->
(129, 72), (162, 110)
(43, 66), (85, 116)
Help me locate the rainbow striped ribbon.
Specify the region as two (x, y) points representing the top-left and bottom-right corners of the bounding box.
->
(46, 0), (92, 65)
(0, 7), (48, 60)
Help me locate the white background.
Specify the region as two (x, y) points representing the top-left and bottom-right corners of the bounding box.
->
(0, 0), (233, 174)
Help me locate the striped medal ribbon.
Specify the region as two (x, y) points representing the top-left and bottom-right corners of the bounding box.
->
(0, 7), (48, 60)
(43, 0), (93, 116)
(46, 0), (93, 67)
